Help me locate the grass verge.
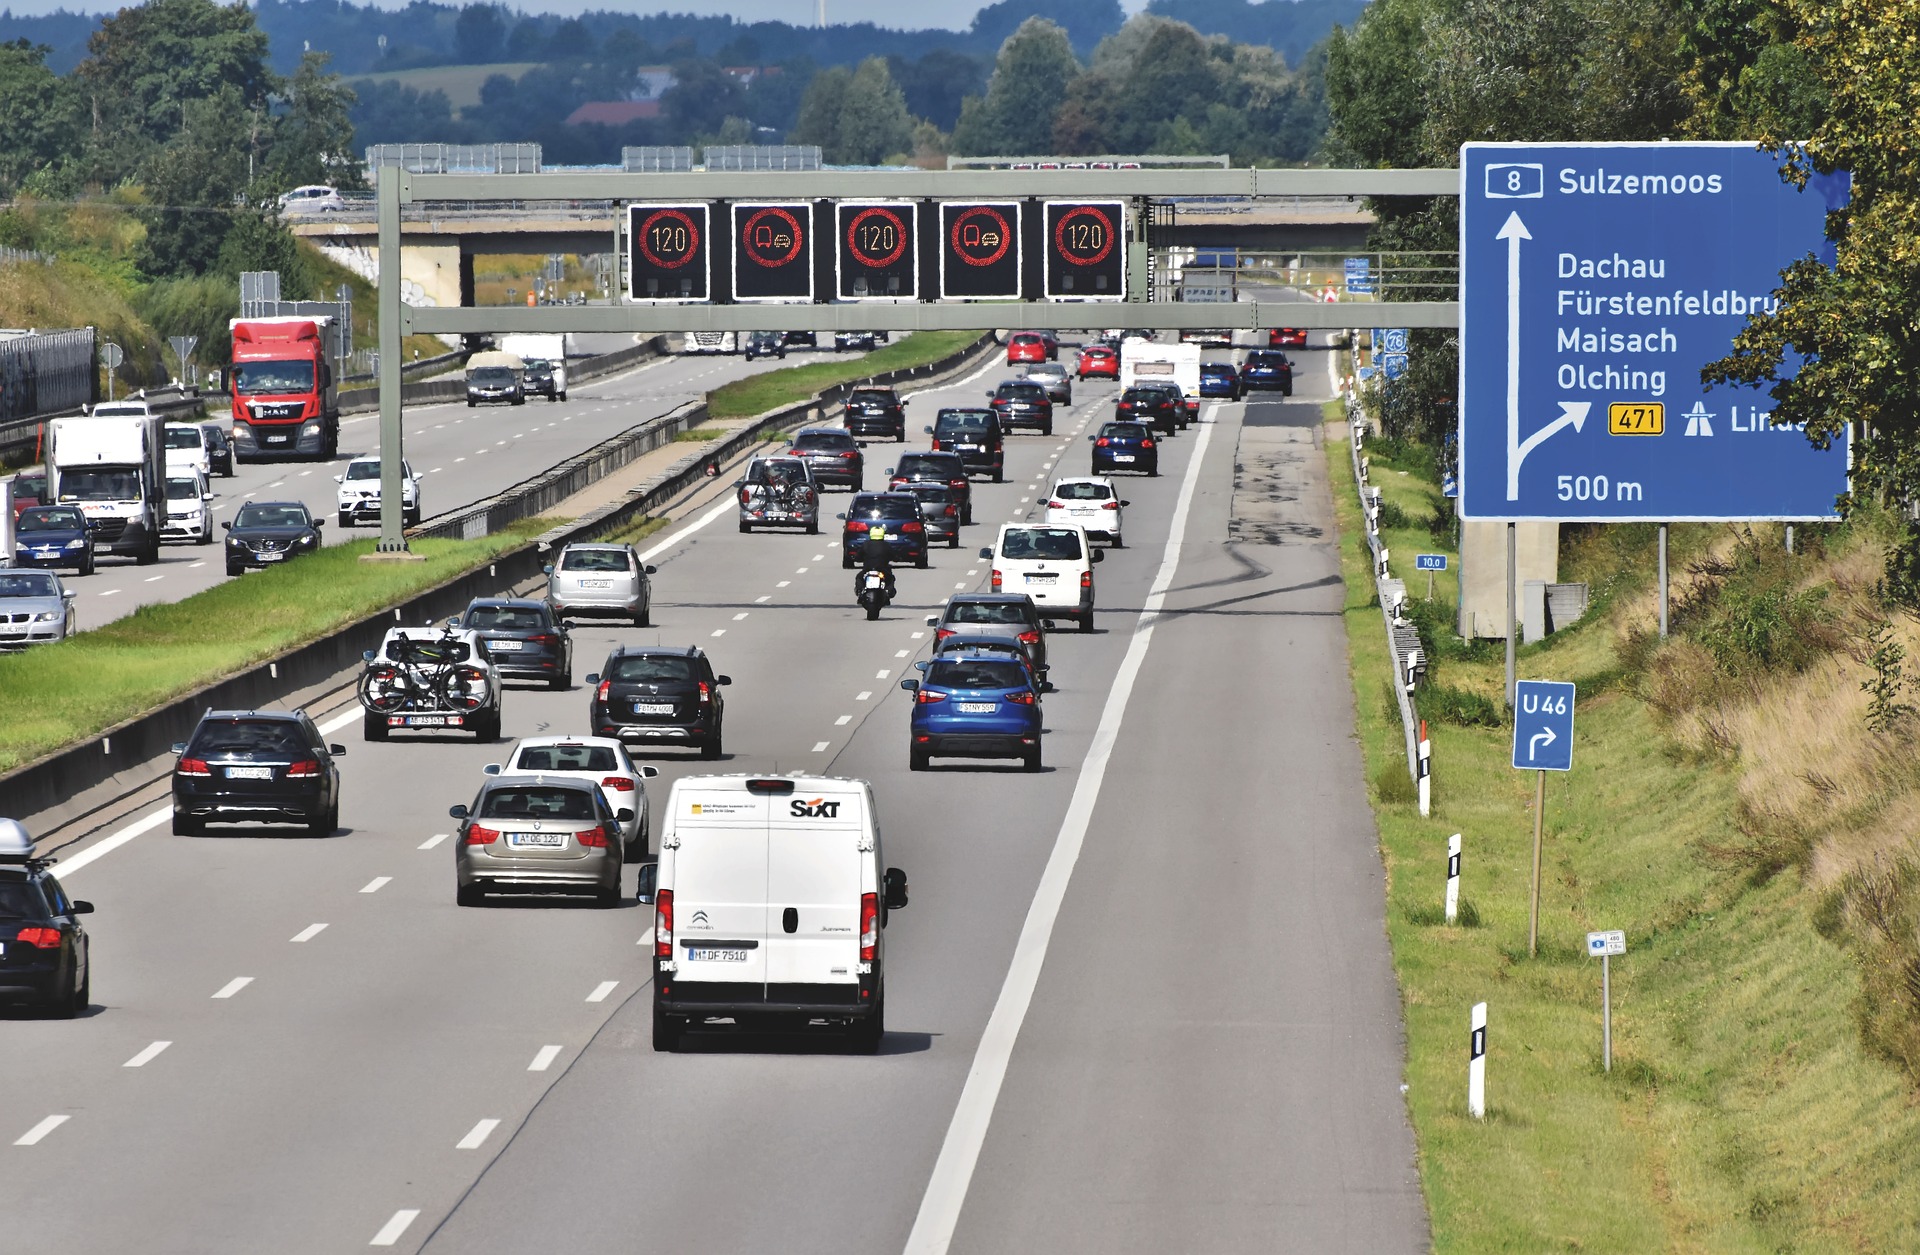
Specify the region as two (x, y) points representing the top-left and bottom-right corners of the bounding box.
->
(0, 521), (548, 774)
(1327, 407), (1920, 1249)
(706, 332), (985, 420)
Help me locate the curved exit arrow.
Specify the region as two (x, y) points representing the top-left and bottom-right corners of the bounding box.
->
(1509, 402), (1592, 499)
(1528, 722), (1557, 760)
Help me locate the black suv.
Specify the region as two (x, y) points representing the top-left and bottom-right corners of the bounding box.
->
(888, 451), (973, 524)
(0, 824), (93, 1017)
(587, 646), (731, 759)
(927, 409), (1006, 482)
(843, 386), (907, 441)
(170, 709), (346, 836)
(1115, 387), (1179, 437)
(987, 380), (1054, 435)
(788, 427), (864, 492)
(223, 500), (323, 577)
(928, 593), (1049, 673)
(839, 491), (929, 569)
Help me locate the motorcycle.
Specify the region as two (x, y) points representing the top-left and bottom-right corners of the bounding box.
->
(857, 567), (892, 620)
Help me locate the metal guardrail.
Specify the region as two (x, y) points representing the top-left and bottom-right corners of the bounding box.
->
(0, 383), (204, 462)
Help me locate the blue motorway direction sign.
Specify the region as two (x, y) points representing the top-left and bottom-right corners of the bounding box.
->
(1512, 680), (1575, 772)
(1414, 553), (1448, 571)
(1345, 257), (1374, 295)
(1459, 143), (1850, 522)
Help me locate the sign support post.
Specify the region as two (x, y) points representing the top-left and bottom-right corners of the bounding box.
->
(1658, 524), (1669, 639)
(1586, 930), (1626, 1071)
(1512, 679), (1576, 957)
(1528, 769), (1545, 956)
(1504, 522), (1516, 707)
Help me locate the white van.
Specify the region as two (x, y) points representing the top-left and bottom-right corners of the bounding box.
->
(163, 422), (213, 479)
(980, 522), (1102, 632)
(645, 774), (908, 1054)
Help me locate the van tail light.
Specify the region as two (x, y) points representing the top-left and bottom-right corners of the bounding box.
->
(698, 681), (712, 704)
(915, 688), (948, 703)
(655, 889), (674, 957)
(464, 825), (500, 845)
(601, 776), (636, 792)
(1081, 571), (1093, 588)
(991, 569), (1002, 591)
(176, 757), (211, 776)
(859, 893), (879, 961)
(595, 680), (611, 702)
(1018, 630), (1040, 645)
(1095, 438), (1110, 447)
(574, 825), (609, 848)
(14, 927), (61, 949)
(1047, 500), (1064, 509)
(1006, 690), (1037, 705)
(285, 760), (321, 778)
(1102, 500), (1119, 510)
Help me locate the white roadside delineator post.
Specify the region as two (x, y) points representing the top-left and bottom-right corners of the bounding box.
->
(1417, 721), (1432, 816)
(1468, 1002), (1488, 1119)
(1445, 833), (1462, 923)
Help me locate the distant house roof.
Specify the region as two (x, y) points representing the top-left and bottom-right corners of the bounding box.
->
(566, 100), (661, 127)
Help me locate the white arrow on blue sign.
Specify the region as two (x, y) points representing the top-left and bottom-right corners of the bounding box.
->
(1511, 679), (1575, 772)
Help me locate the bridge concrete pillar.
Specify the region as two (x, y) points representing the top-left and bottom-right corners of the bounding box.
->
(1458, 520), (1558, 638)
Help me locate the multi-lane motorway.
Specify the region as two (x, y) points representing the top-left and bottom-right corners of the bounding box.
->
(68, 343), (791, 631)
(4, 335), (1428, 1253)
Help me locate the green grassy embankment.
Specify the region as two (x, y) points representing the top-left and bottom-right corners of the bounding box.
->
(705, 332), (984, 420)
(1327, 403), (1920, 1250)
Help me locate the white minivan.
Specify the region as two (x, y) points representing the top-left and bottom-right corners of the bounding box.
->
(163, 422), (213, 480)
(981, 522), (1102, 632)
(645, 774), (908, 1054)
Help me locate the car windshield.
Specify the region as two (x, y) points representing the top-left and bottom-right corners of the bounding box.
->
(997, 384), (1046, 401)
(1054, 482), (1112, 501)
(850, 496), (918, 520)
(234, 504), (309, 528)
(936, 411), (993, 432)
(0, 572), (58, 598)
(466, 604), (549, 631)
(794, 431), (855, 451)
(165, 478), (201, 501)
(1001, 527), (1083, 560)
(233, 361), (314, 395)
(18, 508), (83, 531)
(189, 719), (308, 758)
(560, 549), (630, 573)
(471, 367), (515, 384)
(165, 427), (203, 450)
(345, 462), (383, 480)
(947, 600), (1029, 626)
(513, 743), (620, 772)
(59, 469), (140, 501)
(524, 361), (553, 377)
(928, 659), (1027, 690)
(13, 472), (45, 495)
(1103, 424), (1150, 440)
(0, 879), (49, 921)
(608, 655), (694, 683)
(479, 785), (597, 821)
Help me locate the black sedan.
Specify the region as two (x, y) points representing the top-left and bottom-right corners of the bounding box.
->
(170, 709), (345, 836)
(0, 823), (92, 1017)
(12, 505), (94, 574)
(457, 597), (573, 689)
(224, 500), (323, 576)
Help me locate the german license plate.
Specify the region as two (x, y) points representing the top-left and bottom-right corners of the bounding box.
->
(224, 766), (273, 780)
(956, 443), (979, 451)
(1070, 509), (1095, 518)
(259, 552), (285, 562)
(394, 713), (462, 727)
(0, 625), (25, 636)
(1113, 454), (1136, 463)
(508, 832), (565, 848)
(634, 703), (675, 715)
(1026, 573), (1057, 584)
(580, 579), (610, 588)
(957, 702), (996, 713)
(266, 434), (288, 443)
(686, 948), (748, 962)
(486, 639), (521, 651)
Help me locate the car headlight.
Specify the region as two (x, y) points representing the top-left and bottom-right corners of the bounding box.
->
(297, 534), (318, 547)
(65, 538), (85, 549)
(31, 611), (59, 622)
(227, 537), (245, 548)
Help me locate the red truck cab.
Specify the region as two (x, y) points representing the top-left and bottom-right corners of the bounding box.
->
(229, 318), (339, 461)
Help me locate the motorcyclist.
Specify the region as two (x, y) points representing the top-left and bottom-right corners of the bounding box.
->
(855, 530), (897, 602)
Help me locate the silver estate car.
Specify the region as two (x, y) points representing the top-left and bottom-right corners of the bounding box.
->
(0, 569), (77, 649)
(546, 543), (656, 627)
(736, 455), (821, 534)
(1023, 361), (1074, 405)
(450, 775), (631, 907)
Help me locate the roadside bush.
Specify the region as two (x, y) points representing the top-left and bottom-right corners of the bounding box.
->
(1673, 529), (1840, 676)
(1422, 682), (1503, 728)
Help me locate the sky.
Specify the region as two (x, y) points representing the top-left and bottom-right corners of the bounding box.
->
(0, 0), (1150, 22)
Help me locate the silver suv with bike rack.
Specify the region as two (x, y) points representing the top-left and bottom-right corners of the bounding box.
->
(357, 622), (503, 741)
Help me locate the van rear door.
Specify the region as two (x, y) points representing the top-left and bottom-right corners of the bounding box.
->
(765, 789), (865, 990)
(668, 788), (769, 989)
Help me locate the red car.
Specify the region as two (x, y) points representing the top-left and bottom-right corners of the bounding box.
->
(1007, 333), (1050, 364)
(1270, 328), (1309, 348)
(1076, 346), (1119, 380)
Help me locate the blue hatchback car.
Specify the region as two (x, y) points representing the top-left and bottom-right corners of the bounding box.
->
(902, 652), (1042, 772)
(1198, 361), (1242, 400)
(1090, 421), (1158, 477)
(12, 505), (95, 575)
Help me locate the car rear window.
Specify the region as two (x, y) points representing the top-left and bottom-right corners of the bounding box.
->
(386, 636), (474, 664)
(997, 383), (1046, 400)
(608, 655), (694, 683)
(1011, 334), (1043, 345)
(1102, 423), (1151, 440)
(1053, 481), (1112, 501)
(560, 549), (630, 572)
(1247, 352), (1287, 366)
(794, 431), (857, 450)
(1001, 527), (1083, 560)
(936, 411), (993, 432)
(1120, 389), (1162, 405)
(907, 484), (954, 503)
(928, 659), (1028, 690)
(1202, 364), (1234, 375)
(189, 719), (308, 758)
(514, 744), (619, 772)
(166, 427), (203, 449)
(848, 389), (894, 405)
(466, 604), (551, 631)
(479, 785), (597, 821)
(0, 878), (50, 921)
(849, 496), (919, 520)
(946, 600), (1030, 626)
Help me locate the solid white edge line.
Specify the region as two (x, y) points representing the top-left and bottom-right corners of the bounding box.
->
(54, 807), (170, 880)
(123, 1041), (171, 1068)
(902, 405), (1218, 1255)
(14, 1115), (69, 1146)
(456, 1118), (501, 1150)
(369, 1209), (420, 1246)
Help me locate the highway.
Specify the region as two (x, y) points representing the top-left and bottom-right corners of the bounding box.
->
(58, 342), (795, 633)
(3, 334), (1427, 1253)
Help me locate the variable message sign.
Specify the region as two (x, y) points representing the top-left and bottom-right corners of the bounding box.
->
(835, 201), (917, 301)
(939, 202), (1022, 300)
(731, 202), (813, 302)
(627, 203), (710, 302)
(1459, 142), (1850, 521)
(1044, 200), (1125, 301)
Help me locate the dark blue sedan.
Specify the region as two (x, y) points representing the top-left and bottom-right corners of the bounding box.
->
(12, 505), (94, 575)
(1090, 421), (1158, 477)
(903, 653), (1043, 772)
(1199, 362), (1242, 400)
(1239, 349), (1294, 395)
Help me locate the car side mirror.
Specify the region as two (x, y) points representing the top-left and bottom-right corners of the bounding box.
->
(63, 590), (75, 600)
(717, 675), (732, 686)
(923, 425), (933, 433)
(542, 564), (553, 574)
(170, 742), (187, 756)
(634, 861), (658, 905)
(835, 512), (847, 520)
(329, 744), (346, 756)
(1042, 619), (1056, 630)
(448, 804), (469, 820)
(644, 565), (657, 575)
(221, 521), (231, 529)
(70, 900), (94, 915)
(1041, 681), (1057, 694)
(333, 474), (344, 483)
(1086, 435), (1096, 441)
(447, 616), (460, 629)
(483, 763), (502, 775)
(314, 518), (324, 526)
(1091, 550), (1104, 563)
(899, 679), (918, 692)
(883, 867), (909, 911)
(1121, 500), (1131, 507)
(914, 660), (929, 672)
(925, 615), (939, 627)
(886, 467), (895, 475)
(978, 547), (992, 559)
(639, 766), (659, 779)
(585, 673), (600, 685)
(615, 808), (635, 824)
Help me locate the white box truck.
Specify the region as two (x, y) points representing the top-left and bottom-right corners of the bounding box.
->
(49, 409), (166, 564)
(497, 333), (569, 401)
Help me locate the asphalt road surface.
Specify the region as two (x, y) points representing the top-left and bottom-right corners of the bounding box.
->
(4, 333), (1428, 1253)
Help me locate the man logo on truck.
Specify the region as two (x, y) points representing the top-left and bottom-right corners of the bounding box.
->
(790, 798), (841, 819)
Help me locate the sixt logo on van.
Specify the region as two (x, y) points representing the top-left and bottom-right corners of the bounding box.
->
(789, 798), (841, 819)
